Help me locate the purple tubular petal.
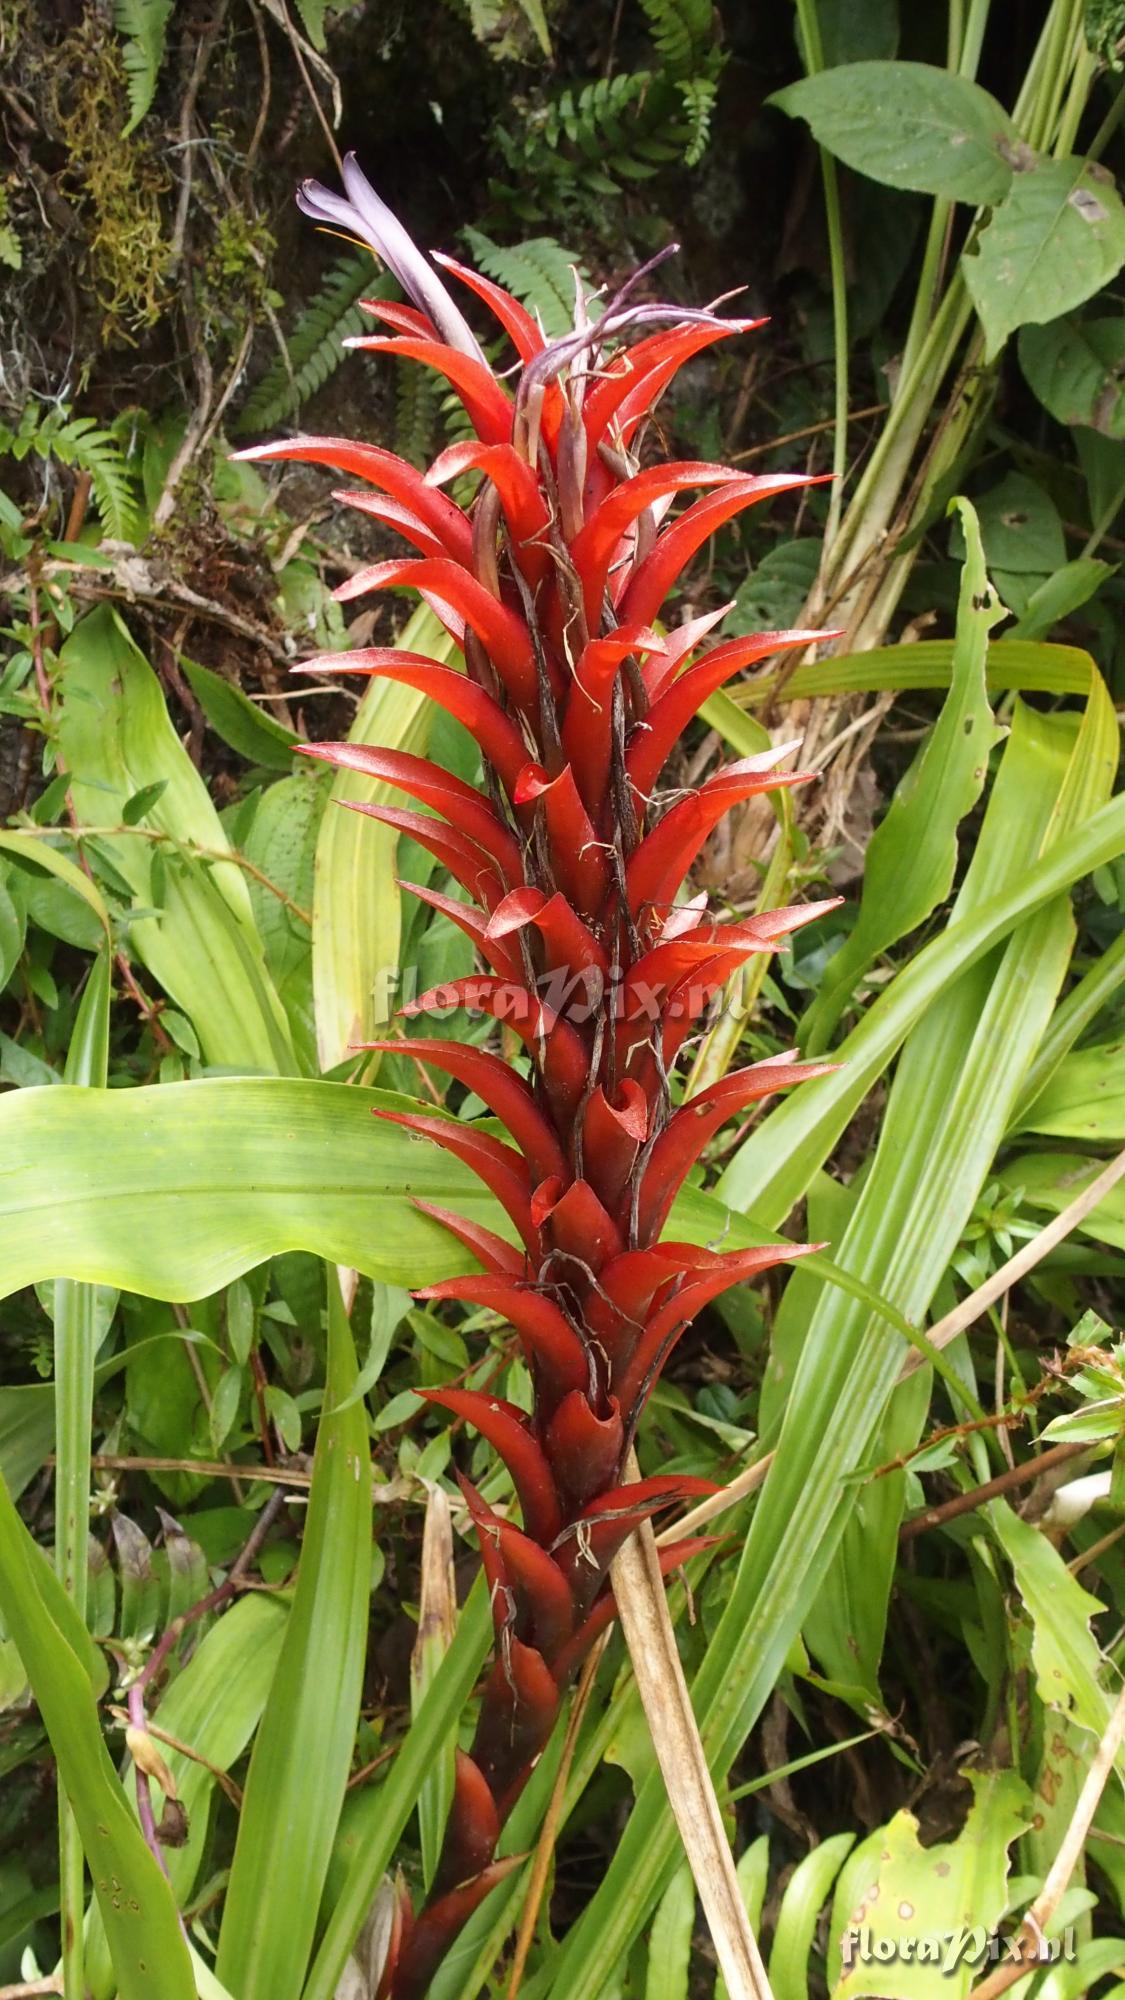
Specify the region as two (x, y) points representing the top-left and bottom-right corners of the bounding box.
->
(295, 157), (486, 365)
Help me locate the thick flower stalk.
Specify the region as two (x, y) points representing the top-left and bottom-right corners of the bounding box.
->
(239, 157), (839, 2000)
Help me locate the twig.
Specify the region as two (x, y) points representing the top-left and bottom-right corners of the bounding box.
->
(74, 1451), (313, 1488)
(505, 1637), (609, 2000)
(169, 0), (232, 269)
(968, 1678), (1125, 2000)
(658, 1450), (773, 1544)
(898, 1146), (1125, 1381)
(137, 1485), (290, 1700)
(662, 1151), (1125, 1549)
(1070, 1518), (1125, 1577)
(245, 0), (272, 167)
(0, 1981), (63, 1998)
(898, 1439), (1089, 1543)
(108, 1706), (243, 1808)
(16, 824), (310, 926)
(729, 403), (888, 466)
(269, 0), (343, 171)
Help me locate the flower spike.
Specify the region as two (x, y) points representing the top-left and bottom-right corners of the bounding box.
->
(262, 170), (840, 1999)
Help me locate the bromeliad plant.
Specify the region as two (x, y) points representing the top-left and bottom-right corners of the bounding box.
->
(239, 158), (839, 2000)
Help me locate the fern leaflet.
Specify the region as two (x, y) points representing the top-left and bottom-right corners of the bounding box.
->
(0, 406), (140, 542)
(114, 0), (174, 135)
(460, 228), (591, 338)
(236, 256), (389, 435)
(638, 0), (715, 75)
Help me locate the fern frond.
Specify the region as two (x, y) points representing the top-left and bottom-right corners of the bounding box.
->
(461, 0), (551, 59)
(236, 257), (387, 435)
(677, 73), (718, 166)
(113, 0), (173, 136)
(394, 365), (442, 470)
(460, 227), (589, 338)
(638, 0), (715, 76)
(51, 418), (139, 542)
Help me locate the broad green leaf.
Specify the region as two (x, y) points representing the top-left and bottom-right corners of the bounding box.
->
(988, 1502), (1117, 1746)
(999, 1150), (1125, 1248)
(716, 788), (1125, 1223)
(828, 1772), (1030, 1998)
(216, 1275), (370, 2000)
(769, 63), (1016, 203)
(957, 472), (1066, 579)
(312, 605), (458, 1073)
(0, 1472), (194, 2000)
(57, 606), (296, 1072)
(964, 155), (1125, 360)
(0, 1078), (497, 1300)
(181, 655), (300, 771)
(802, 499), (1001, 1054)
(1016, 1037), (1125, 1140)
(0, 1077), (925, 1368)
(1019, 314), (1125, 437)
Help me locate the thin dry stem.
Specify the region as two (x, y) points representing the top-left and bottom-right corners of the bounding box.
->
(613, 1456), (774, 2000)
(900, 1145), (1125, 1379)
(505, 1637), (609, 2000)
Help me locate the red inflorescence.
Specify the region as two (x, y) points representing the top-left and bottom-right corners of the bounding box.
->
(238, 157), (839, 2000)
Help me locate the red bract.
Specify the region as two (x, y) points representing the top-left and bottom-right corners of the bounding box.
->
(238, 157), (840, 2000)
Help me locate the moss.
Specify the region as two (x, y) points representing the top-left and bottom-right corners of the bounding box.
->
(48, 10), (173, 343)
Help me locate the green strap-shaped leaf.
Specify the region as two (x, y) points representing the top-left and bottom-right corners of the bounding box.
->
(312, 604), (459, 1074)
(0, 1472), (195, 2000)
(84, 1593), (289, 1998)
(768, 1831), (854, 2000)
(716, 788), (1125, 1225)
(55, 946), (111, 2000)
(743, 636), (1093, 705)
(216, 1274), (371, 2000)
(801, 498), (1002, 1055)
